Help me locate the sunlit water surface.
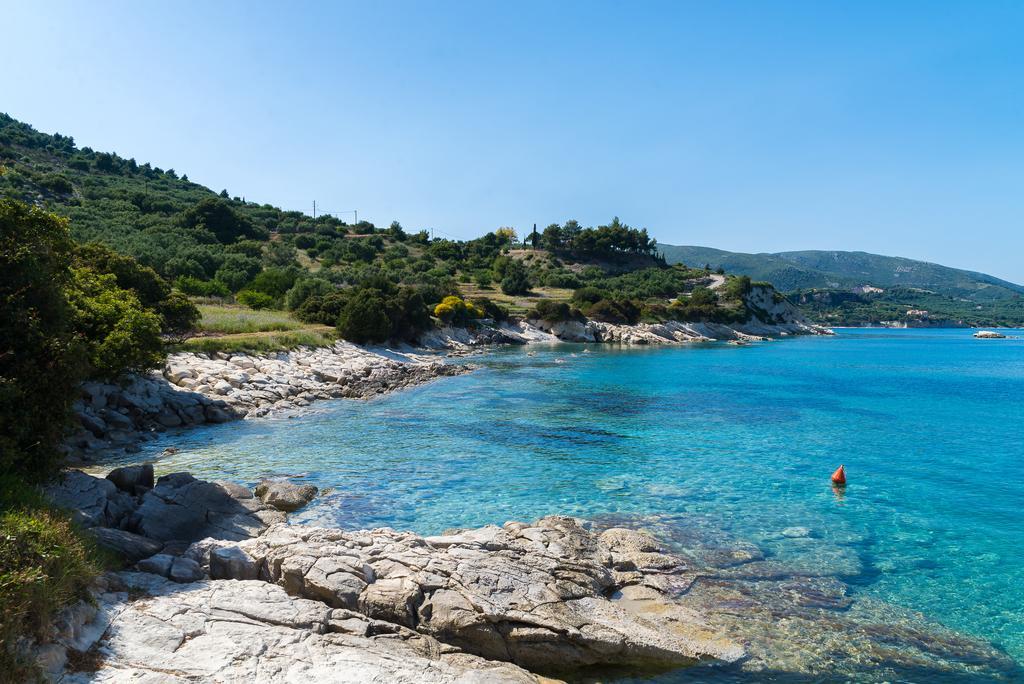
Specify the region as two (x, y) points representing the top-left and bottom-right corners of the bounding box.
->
(114, 329), (1024, 670)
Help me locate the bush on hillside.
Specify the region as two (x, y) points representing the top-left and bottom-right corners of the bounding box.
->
(337, 290), (392, 343)
(295, 292), (349, 326)
(0, 200), (82, 481)
(500, 260), (531, 295)
(174, 276), (230, 298)
(285, 277), (334, 311)
(722, 275), (752, 300)
(433, 296), (484, 326)
(333, 278), (432, 344)
(65, 268), (165, 378)
(470, 297), (508, 322)
(585, 298), (641, 325)
(530, 299), (581, 323)
(236, 290), (275, 310)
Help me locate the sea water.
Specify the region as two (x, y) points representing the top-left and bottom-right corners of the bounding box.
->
(124, 328), (1024, 670)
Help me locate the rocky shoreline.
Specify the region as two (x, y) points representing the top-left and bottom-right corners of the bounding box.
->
(65, 342), (467, 463)
(64, 313), (829, 463)
(36, 468), (1020, 682)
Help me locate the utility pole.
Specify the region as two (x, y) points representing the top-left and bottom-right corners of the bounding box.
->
(313, 201), (316, 219)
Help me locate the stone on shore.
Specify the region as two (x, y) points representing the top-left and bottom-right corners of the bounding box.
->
(106, 463), (154, 493)
(88, 527), (164, 564)
(128, 472), (285, 543)
(44, 470), (130, 528)
(255, 479), (319, 511)
(209, 545), (259, 580)
(64, 342), (466, 461)
(65, 574), (545, 683)
(224, 517), (745, 671)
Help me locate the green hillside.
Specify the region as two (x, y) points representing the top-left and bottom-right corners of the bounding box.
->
(0, 113), (770, 347)
(661, 245), (1024, 327)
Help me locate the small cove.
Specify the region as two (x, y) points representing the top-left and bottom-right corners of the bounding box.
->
(101, 328), (1024, 675)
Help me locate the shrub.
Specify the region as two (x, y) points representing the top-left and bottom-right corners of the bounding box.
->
(179, 197), (266, 243)
(337, 289), (392, 343)
(722, 275), (752, 300)
(157, 291), (201, 342)
(473, 270), (493, 288)
(586, 298), (641, 325)
(296, 292), (349, 325)
(246, 267), (298, 299)
(471, 297), (508, 322)
(334, 280), (432, 344)
(214, 253), (262, 292)
(433, 296), (484, 326)
(236, 290), (275, 310)
(285, 277), (333, 311)
(544, 271), (581, 289)
(65, 268), (165, 378)
(689, 286), (717, 306)
(38, 173), (73, 195)
(0, 484), (104, 679)
(500, 260), (531, 295)
(0, 201), (81, 482)
(174, 276), (230, 298)
(572, 286), (605, 305)
(530, 299), (579, 323)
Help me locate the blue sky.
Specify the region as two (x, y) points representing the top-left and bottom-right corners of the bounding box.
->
(4, 1), (1023, 281)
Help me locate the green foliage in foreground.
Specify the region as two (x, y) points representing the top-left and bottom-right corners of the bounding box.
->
(1, 202), (83, 481)
(0, 477), (106, 680)
(2, 200), (194, 481)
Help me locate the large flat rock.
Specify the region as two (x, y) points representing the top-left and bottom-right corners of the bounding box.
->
(213, 516), (744, 672)
(62, 573), (543, 683)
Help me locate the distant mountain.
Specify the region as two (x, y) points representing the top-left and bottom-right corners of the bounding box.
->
(660, 246), (1024, 302)
(659, 245), (1024, 327)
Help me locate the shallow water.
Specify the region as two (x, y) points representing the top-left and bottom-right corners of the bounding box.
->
(119, 329), (1024, 672)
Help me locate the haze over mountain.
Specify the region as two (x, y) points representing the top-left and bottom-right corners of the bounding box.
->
(660, 245), (1024, 303)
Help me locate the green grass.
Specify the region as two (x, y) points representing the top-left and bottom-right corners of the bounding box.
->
(458, 284), (574, 315)
(0, 476), (107, 680)
(196, 304), (302, 334)
(181, 328), (338, 354)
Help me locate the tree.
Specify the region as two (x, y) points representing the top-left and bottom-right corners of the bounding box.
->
(689, 286), (717, 306)
(180, 197), (265, 244)
(495, 227), (517, 245)
(500, 260), (531, 295)
(0, 201), (82, 481)
(285, 277), (333, 311)
(540, 224), (563, 251)
(65, 268), (164, 379)
(214, 253), (262, 291)
(388, 221), (407, 241)
(337, 289), (391, 343)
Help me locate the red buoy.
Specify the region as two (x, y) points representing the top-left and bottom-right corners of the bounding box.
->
(831, 464), (847, 486)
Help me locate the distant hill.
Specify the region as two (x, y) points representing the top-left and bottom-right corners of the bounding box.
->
(660, 246), (1024, 301)
(660, 245), (1024, 326)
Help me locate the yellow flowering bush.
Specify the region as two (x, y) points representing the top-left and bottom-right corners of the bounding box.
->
(433, 296), (484, 324)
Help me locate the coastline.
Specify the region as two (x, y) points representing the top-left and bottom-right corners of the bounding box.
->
(36, 467), (1020, 682)
(65, 315), (830, 464)
(40, 327), (1024, 682)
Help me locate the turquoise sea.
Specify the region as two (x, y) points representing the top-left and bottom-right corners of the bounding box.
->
(124, 328), (1024, 677)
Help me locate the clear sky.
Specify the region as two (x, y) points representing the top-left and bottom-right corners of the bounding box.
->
(4, 1), (1022, 281)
